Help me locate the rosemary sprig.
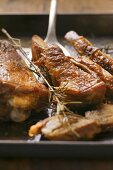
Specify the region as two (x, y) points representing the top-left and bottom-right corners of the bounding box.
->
(1, 29), (54, 91)
(1, 28), (80, 137)
(1, 29), (68, 114)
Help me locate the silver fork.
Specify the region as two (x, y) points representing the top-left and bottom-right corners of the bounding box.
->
(45, 0), (70, 56)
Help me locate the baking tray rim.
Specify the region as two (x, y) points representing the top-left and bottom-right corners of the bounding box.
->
(1, 140), (113, 158)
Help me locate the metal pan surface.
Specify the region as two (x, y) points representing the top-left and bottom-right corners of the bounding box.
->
(1, 14), (113, 158)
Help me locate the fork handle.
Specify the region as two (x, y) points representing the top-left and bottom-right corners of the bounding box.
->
(45, 0), (58, 43)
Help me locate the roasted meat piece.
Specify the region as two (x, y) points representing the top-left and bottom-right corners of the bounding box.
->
(65, 31), (113, 75)
(32, 35), (106, 107)
(65, 31), (113, 97)
(69, 55), (113, 98)
(0, 40), (49, 121)
(85, 103), (113, 132)
(29, 113), (101, 140)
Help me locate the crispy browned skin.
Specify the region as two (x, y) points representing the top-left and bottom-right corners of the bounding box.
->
(85, 103), (113, 132)
(29, 113), (101, 140)
(65, 31), (113, 97)
(65, 31), (113, 75)
(0, 40), (49, 121)
(32, 35), (106, 106)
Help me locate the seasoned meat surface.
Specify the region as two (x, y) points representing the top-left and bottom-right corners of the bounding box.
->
(32, 35), (106, 106)
(29, 113), (101, 140)
(0, 40), (49, 121)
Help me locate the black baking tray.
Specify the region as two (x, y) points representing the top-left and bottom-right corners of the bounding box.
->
(1, 14), (113, 158)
